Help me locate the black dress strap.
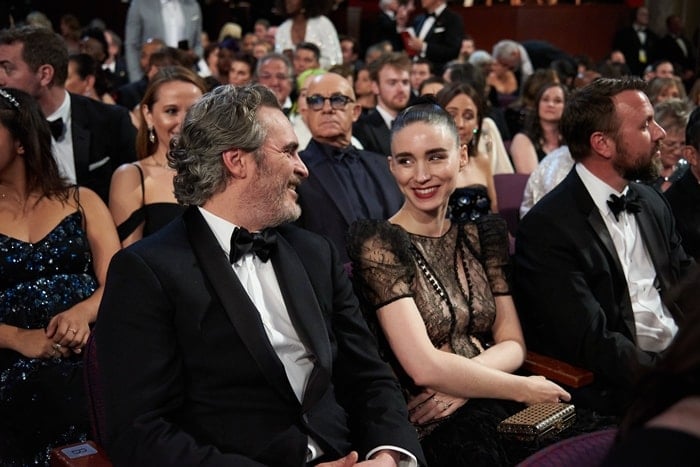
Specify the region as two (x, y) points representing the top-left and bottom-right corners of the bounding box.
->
(116, 163), (147, 241)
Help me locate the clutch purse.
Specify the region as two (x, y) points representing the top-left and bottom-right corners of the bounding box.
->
(497, 402), (576, 442)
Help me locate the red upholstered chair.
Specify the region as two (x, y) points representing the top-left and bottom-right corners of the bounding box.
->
(517, 428), (617, 467)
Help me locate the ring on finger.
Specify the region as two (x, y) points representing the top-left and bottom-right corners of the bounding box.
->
(52, 343), (62, 350)
(68, 328), (78, 334)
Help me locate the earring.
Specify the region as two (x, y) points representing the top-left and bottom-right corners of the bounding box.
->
(473, 128), (479, 135)
(148, 127), (156, 144)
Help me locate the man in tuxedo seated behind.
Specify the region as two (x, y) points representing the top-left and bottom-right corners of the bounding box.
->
(96, 83), (424, 467)
(256, 52), (294, 116)
(514, 78), (694, 416)
(298, 73), (403, 263)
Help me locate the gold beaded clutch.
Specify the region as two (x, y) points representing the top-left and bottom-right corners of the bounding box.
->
(497, 402), (576, 442)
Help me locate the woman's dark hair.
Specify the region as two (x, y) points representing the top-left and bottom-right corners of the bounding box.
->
(522, 82), (567, 155)
(436, 82), (485, 157)
(276, 0), (333, 18)
(0, 87), (68, 200)
(69, 53), (112, 98)
(391, 97), (460, 151)
(137, 66), (207, 159)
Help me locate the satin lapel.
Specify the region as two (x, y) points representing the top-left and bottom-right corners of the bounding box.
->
(304, 141), (357, 226)
(362, 152), (401, 214)
(368, 113), (391, 156)
(270, 233), (331, 412)
(69, 94), (91, 184)
(630, 185), (672, 292)
(183, 207), (297, 404)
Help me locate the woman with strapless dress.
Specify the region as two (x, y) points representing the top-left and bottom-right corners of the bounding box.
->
(436, 82), (498, 223)
(109, 66), (206, 247)
(0, 88), (120, 465)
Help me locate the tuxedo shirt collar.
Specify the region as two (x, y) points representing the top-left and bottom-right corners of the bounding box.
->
(429, 3), (447, 17)
(375, 104), (395, 130)
(576, 162), (630, 220)
(198, 206), (237, 259)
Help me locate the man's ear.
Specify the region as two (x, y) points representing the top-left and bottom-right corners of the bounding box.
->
(590, 131), (614, 160)
(683, 145), (699, 167)
(350, 102), (362, 123)
(222, 148), (247, 178)
(37, 64), (55, 88)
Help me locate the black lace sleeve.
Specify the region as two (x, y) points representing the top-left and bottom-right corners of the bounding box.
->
(347, 219), (415, 309)
(474, 214), (512, 296)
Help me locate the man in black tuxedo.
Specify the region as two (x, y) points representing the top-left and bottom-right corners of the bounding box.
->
(612, 6), (659, 78)
(96, 84), (423, 466)
(404, 0), (462, 75)
(353, 52), (412, 157)
(514, 78), (694, 416)
(0, 26), (136, 203)
(299, 73), (403, 263)
(657, 14), (696, 89)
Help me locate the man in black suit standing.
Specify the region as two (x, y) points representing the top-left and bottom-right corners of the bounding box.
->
(612, 6), (659, 78)
(404, 0), (462, 75)
(514, 78), (694, 416)
(96, 83), (424, 466)
(299, 73), (403, 263)
(657, 14), (696, 90)
(0, 26), (136, 203)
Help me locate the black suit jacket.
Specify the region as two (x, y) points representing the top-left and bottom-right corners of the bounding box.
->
(352, 110), (392, 158)
(664, 169), (700, 261)
(298, 139), (403, 263)
(514, 169), (693, 414)
(97, 207), (424, 466)
(412, 7), (463, 74)
(657, 34), (696, 77)
(70, 93), (137, 202)
(115, 76), (149, 112)
(613, 26), (659, 77)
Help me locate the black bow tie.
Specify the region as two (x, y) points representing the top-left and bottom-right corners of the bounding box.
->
(607, 193), (641, 221)
(48, 118), (65, 140)
(426, 12), (436, 18)
(333, 145), (360, 162)
(230, 227), (277, 263)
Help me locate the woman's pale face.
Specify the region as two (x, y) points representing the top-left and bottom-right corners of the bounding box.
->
(354, 69), (372, 96)
(659, 127), (685, 169)
(656, 85), (681, 103)
(228, 60), (252, 86)
(538, 85), (565, 123)
(65, 60), (90, 96)
(445, 93), (478, 146)
(390, 121), (464, 215)
(143, 80), (203, 153)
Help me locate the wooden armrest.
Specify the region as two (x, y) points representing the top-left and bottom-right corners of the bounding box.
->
(523, 351), (594, 388)
(49, 441), (111, 467)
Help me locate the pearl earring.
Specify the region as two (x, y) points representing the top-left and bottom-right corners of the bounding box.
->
(148, 127), (156, 144)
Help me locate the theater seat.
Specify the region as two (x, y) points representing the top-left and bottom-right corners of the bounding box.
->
(517, 428), (617, 467)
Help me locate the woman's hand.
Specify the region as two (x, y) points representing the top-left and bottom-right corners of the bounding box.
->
(13, 328), (72, 359)
(45, 307), (91, 354)
(407, 389), (467, 425)
(521, 375), (571, 405)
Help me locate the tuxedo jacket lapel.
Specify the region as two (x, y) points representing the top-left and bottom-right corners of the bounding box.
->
(271, 233), (332, 411)
(183, 207), (297, 405)
(70, 94), (91, 184)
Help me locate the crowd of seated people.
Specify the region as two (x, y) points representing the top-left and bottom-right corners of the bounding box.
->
(1, 1), (699, 464)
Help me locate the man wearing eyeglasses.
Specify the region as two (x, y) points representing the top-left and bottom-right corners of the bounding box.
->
(256, 52), (294, 116)
(297, 73), (403, 263)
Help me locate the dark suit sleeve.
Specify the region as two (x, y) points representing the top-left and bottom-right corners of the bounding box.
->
(514, 210), (657, 390)
(423, 11), (463, 68)
(319, 237), (425, 464)
(96, 250), (266, 467)
(110, 104), (137, 166)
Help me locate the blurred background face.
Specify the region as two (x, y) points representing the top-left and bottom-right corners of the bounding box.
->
(656, 84), (681, 103)
(445, 93), (478, 146)
(293, 48), (319, 76)
(538, 85), (565, 122)
(659, 127), (685, 170)
(373, 65), (410, 112)
(143, 80), (203, 153)
(65, 59), (90, 96)
(410, 62), (431, 92)
(354, 69), (372, 96)
(257, 59), (292, 105)
(229, 60), (253, 86)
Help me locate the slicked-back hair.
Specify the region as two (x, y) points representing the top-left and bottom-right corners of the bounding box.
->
(169, 84), (280, 206)
(561, 77), (647, 162)
(391, 99), (460, 153)
(0, 25), (69, 86)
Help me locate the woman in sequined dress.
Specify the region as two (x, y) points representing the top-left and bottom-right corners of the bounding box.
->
(0, 88), (120, 465)
(347, 102), (570, 466)
(436, 82), (498, 223)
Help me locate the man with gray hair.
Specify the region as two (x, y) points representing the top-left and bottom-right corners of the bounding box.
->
(96, 84), (424, 466)
(256, 52), (294, 115)
(492, 39), (533, 86)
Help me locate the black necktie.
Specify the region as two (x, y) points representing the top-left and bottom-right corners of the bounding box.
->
(49, 118), (64, 140)
(607, 193), (641, 221)
(333, 145), (360, 162)
(230, 227), (277, 263)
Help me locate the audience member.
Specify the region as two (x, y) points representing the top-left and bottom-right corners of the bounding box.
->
(376, 0), (406, 53)
(602, 265), (700, 466)
(96, 83), (424, 466)
(646, 75), (687, 105)
(0, 26), (136, 203)
(347, 101), (570, 467)
(458, 33), (475, 62)
(202, 42), (220, 82)
(114, 37), (165, 111)
(274, 0), (342, 70)
(292, 41), (321, 76)
(124, 0), (203, 83)
(253, 17), (270, 43)
(65, 53), (116, 105)
(519, 145), (573, 218)
(228, 52), (256, 87)
(504, 68), (559, 137)
(256, 52), (295, 116)
(354, 65), (377, 115)
(103, 29), (130, 89)
(109, 66), (205, 247)
(405, 0), (463, 75)
(437, 83), (498, 219)
(487, 48), (519, 111)
(418, 75), (445, 96)
(612, 6), (659, 77)
(510, 82), (567, 174)
(0, 87), (120, 465)
(491, 39), (534, 89)
(240, 32), (257, 55)
(290, 67), (326, 149)
(298, 72), (403, 262)
(410, 58), (434, 100)
(657, 14), (696, 89)
(59, 13), (81, 54)
(514, 78), (694, 416)
(353, 52), (411, 156)
(664, 107), (700, 261)
(339, 34), (363, 72)
(652, 98), (690, 192)
(650, 59), (676, 79)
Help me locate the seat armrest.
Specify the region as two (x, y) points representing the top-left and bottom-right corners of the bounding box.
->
(523, 351), (594, 388)
(49, 441), (111, 467)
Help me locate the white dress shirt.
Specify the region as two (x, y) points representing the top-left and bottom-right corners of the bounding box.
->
(576, 164), (678, 352)
(160, 0), (186, 48)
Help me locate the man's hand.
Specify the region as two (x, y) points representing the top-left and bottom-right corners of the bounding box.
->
(318, 450), (400, 467)
(318, 451), (359, 467)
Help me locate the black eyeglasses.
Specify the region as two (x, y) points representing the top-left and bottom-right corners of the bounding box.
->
(306, 93), (354, 111)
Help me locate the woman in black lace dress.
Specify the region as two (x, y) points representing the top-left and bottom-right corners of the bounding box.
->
(109, 66), (206, 246)
(436, 82), (497, 223)
(0, 88), (120, 465)
(347, 102), (570, 466)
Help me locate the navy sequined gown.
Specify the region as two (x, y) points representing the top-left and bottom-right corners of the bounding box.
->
(0, 211), (95, 466)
